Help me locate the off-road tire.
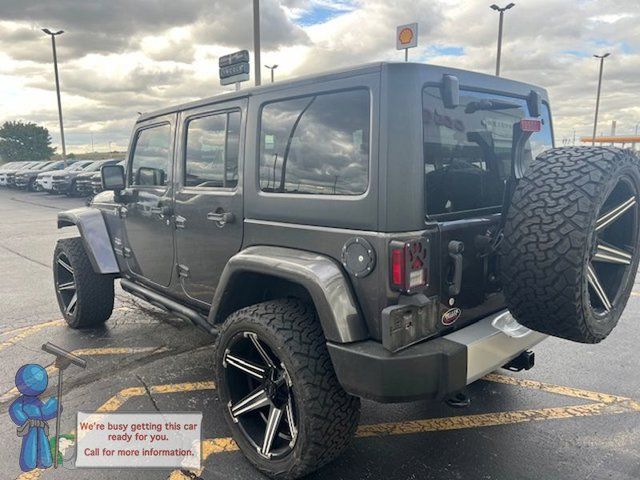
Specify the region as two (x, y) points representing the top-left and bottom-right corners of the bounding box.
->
(53, 237), (114, 328)
(501, 147), (640, 343)
(214, 299), (360, 479)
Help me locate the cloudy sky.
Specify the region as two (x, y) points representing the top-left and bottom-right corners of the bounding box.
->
(0, 0), (637, 152)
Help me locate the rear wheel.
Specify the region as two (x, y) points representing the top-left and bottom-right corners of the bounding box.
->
(214, 299), (360, 479)
(53, 238), (114, 328)
(502, 147), (640, 343)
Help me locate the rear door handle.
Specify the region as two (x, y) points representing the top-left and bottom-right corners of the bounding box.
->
(207, 211), (235, 227)
(150, 204), (173, 216)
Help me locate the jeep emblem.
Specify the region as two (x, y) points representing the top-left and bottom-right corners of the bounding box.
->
(442, 308), (461, 326)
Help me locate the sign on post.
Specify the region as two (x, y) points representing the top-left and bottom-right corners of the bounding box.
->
(396, 23), (418, 61)
(219, 50), (250, 88)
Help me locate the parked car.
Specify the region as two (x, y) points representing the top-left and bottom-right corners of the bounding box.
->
(41, 160), (94, 194)
(90, 160), (126, 194)
(15, 161), (65, 190)
(72, 159), (122, 196)
(2, 162), (45, 187)
(53, 62), (640, 479)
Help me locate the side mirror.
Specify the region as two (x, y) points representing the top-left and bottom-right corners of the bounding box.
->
(101, 164), (125, 192)
(527, 90), (542, 118)
(441, 74), (460, 109)
(136, 167), (165, 186)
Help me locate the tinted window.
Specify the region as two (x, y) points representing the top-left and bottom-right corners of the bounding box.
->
(130, 124), (172, 187)
(422, 86), (553, 216)
(185, 111), (240, 188)
(259, 89), (370, 195)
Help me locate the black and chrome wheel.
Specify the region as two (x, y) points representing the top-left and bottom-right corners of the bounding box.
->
(53, 237), (114, 328)
(503, 147), (640, 343)
(587, 177), (638, 314)
(215, 299), (360, 479)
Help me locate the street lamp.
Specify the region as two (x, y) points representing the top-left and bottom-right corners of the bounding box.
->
(265, 64), (278, 83)
(591, 53), (611, 146)
(42, 28), (68, 167)
(253, 0), (261, 86)
(490, 3), (515, 77)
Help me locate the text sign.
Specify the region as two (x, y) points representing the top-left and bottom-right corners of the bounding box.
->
(76, 412), (202, 469)
(219, 50), (250, 67)
(220, 62), (250, 78)
(396, 23), (418, 50)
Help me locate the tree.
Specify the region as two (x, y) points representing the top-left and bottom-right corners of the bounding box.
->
(0, 121), (55, 162)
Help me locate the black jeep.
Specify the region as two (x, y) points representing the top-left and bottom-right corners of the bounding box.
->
(53, 62), (640, 479)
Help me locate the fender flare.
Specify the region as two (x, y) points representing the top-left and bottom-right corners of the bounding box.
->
(208, 246), (369, 344)
(57, 207), (120, 274)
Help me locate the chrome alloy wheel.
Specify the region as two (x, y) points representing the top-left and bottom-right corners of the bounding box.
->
(55, 252), (78, 316)
(588, 177), (639, 314)
(223, 331), (298, 459)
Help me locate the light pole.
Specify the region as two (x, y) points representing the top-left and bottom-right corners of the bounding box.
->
(490, 3), (515, 77)
(253, 0), (261, 86)
(635, 122), (639, 136)
(591, 53), (611, 146)
(42, 28), (67, 167)
(265, 64), (278, 83)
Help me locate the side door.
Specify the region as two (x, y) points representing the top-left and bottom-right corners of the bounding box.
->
(174, 100), (246, 306)
(122, 116), (176, 288)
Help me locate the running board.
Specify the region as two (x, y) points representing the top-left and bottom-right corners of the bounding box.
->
(120, 278), (218, 335)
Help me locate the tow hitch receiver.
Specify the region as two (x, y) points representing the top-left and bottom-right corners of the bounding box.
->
(503, 350), (535, 372)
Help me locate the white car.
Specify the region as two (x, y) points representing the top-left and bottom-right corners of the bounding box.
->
(0, 162), (37, 186)
(39, 161), (93, 193)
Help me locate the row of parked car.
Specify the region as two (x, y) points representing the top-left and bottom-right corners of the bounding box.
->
(0, 158), (123, 196)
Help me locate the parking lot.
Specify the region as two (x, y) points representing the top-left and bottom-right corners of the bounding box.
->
(0, 186), (639, 480)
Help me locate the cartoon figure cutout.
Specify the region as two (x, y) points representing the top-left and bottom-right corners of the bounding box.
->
(9, 364), (59, 472)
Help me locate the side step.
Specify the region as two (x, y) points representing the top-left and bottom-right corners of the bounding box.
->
(120, 278), (218, 335)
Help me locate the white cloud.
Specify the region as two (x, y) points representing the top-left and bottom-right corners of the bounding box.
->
(0, 0), (638, 152)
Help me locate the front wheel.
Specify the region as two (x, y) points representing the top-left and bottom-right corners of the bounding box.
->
(53, 237), (114, 328)
(214, 299), (360, 479)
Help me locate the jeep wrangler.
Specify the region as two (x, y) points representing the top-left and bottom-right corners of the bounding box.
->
(53, 62), (640, 479)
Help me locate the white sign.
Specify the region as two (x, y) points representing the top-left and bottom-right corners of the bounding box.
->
(75, 412), (202, 469)
(396, 23), (418, 50)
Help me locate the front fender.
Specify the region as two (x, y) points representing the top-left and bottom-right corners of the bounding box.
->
(209, 246), (369, 344)
(58, 207), (120, 275)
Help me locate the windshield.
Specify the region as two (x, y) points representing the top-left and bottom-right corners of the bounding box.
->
(67, 161), (91, 171)
(423, 86), (553, 217)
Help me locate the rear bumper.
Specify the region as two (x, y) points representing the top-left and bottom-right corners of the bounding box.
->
(327, 310), (546, 403)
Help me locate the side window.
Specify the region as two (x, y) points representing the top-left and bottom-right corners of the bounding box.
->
(259, 89), (370, 195)
(129, 124), (172, 187)
(185, 110), (241, 188)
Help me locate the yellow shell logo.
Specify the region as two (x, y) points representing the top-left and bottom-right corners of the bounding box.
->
(399, 28), (414, 45)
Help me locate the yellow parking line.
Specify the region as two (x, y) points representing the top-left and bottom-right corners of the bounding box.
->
(484, 373), (628, 404)
(0, 320), (65, 353)
(0, 347), (170, 404)
(631, 291), (640, 297)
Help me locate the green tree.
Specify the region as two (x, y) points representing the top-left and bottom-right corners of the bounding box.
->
(0, 121), (55, 162)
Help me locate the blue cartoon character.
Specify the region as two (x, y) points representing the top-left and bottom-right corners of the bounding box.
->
(9, 364), (59, 472)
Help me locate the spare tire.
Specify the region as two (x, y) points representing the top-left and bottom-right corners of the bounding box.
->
(501, 147), (640, 343)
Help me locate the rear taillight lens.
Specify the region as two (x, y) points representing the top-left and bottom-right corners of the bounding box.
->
(389, 238), (429, 293)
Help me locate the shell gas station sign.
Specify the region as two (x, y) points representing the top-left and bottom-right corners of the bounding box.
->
(396, 23), (418, 52)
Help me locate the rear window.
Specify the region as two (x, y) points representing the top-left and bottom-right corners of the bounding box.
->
(259, 89), (370, 195)
(423, 86), (553, 217)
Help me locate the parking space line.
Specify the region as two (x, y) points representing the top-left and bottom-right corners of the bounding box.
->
(484, 373), (630, 404)
(0, 320), (65, 353)
(0, 347), (171, 404)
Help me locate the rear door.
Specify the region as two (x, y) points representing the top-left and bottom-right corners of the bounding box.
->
(122, 116), (176, 287)
(173, 99), (246, 306)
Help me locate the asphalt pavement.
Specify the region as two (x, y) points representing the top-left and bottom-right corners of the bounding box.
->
(0, 187), (639, 480)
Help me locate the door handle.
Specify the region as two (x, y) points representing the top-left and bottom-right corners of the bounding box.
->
(150, 204), (173, 216)
(207, 211), (235, 227)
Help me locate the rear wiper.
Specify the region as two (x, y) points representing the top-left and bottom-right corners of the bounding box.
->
(465, 99), (520, 113)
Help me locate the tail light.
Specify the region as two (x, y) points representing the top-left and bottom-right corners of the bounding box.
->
(389, 238), (429, 293)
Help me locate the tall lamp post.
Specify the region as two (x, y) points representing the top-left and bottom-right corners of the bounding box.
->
(253, 0), (261, 86)
(42, 28), (67, 167)
(265, 64), (278, 83)
(591, 53), (611, 146)
(490, 3), (515, 77)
